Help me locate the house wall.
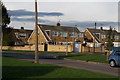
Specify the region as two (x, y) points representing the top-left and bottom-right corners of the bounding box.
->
(50, 31), (84, 42)
(47, 44), (73, 52)
(28, 29), (47, 44)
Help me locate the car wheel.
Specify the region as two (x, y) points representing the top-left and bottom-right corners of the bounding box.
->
(109, 60), (116, 67)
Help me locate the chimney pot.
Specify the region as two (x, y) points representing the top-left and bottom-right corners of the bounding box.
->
(21, 27), (24, 30)
(56, 23), (60, 26)
(100, 27), (103, 30)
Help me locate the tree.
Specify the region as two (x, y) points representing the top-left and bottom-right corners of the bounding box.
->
(0, 1), (13, 46)
(106, 26), (114, 50)
(0, 1), (10, 30)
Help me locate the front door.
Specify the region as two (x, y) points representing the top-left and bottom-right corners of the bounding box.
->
(44, 44), (48, 51)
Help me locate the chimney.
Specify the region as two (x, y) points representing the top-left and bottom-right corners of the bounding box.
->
(100, 27), (103, 30)
(56, 22), (60, 26)
(21, 27), (24, 30)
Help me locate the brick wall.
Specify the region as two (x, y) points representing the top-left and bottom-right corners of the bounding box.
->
(81, 46), (103, 53)
(2, 45), (44, 51)
(48, 44), (73, 52)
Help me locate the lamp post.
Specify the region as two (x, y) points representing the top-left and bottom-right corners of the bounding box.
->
(93, 22), (96, 53)
(65, 37), (68, 56)
(35, 0), (39, 63)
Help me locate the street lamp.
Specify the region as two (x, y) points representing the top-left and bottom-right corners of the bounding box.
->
(93, 22), (96, 53)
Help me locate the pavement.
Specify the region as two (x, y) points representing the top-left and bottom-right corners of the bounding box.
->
(2, 52), (120, 76)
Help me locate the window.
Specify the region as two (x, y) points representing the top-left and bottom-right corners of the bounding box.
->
(101, 34), (106, 39)
(110, 35), (113, 39)
(94, 33), (100, 39)
(69, 32), (76, 37)
(46, 31), (50, 36)
(52, 31), (58, 36)
(115, 51), (120, 56)
(15, 32), (18, 38)
(78, 33), (83, 37)
(60, 32), (67, 37)
(114, 35), (119, 40)
(19, 33), (26, 38)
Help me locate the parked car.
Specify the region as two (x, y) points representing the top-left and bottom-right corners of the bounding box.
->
(108, 50), (120, 67)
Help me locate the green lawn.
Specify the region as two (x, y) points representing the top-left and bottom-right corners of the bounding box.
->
(2, 57), (117, 79)
(57, 53), (108, 63)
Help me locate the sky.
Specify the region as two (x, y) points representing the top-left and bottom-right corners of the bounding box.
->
(2, 0), (120, 31)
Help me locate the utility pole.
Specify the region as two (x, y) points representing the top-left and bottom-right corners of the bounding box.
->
(35, 0), (39, 63)
(93, 22), (96, 53)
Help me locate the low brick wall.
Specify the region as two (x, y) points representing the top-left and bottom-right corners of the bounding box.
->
(48, 44), (73, 52)
(2, 45), (44, 51)
(81, 46), (103, 53)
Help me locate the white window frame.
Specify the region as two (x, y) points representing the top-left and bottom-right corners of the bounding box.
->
(78, 33), (83, 37)
(19, 33), (26, 38)
(69, 32), (76, 37)
(101, 34), (106, 39)
(60, 32), (67, 37)
(114, 35), (119, 40)
(52, 31), (58, 36)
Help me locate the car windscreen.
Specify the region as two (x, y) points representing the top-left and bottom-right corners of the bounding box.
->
(115, 51), (120, 56)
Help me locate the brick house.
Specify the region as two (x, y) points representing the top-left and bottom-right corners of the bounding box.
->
(84, 27), (120, 48)
(11, 27), (33, 45)
(28, 23), (84, 45)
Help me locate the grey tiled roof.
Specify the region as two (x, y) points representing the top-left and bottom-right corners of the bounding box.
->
(38, 24), (80, 33)
(87, 28), (118, 34)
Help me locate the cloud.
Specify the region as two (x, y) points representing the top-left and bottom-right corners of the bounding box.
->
(11, 17), (50, 23)
(8, 9), (64, 17)
(61, 21), (118, 28)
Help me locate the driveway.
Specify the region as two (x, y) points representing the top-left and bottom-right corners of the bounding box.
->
(2, 52), (120, 76)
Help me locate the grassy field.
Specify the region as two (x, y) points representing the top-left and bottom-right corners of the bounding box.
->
(2, 57), (117, 79)
(57, 53), (108, 63)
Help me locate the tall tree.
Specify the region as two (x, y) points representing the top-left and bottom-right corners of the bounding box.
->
(0, 1), (13, 46)
(0, 1), (10, 30)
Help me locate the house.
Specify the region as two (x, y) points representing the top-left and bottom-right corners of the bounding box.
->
(11, 27), (33, 45)
(28, 23), (84, 45)
(84, 27), (120, 48)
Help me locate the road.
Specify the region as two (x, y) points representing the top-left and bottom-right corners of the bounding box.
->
(2, 52), (120, 76)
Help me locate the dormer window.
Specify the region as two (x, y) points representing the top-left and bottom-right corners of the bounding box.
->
(19, 33), (26, 38)
(94, 33), (100, 39)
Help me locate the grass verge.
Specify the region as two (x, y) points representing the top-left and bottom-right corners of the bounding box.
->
(57, 53), (108, 63)
(2, 57), (117, 79)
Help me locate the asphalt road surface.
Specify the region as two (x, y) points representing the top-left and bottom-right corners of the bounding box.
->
(2, 52), (120, 76)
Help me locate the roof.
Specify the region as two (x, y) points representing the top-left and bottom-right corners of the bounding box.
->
(87, 28), (118, 34)
(86, 28), (119, 43)
(12, 29), (33, 33)
(38, 24), (80, 33)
